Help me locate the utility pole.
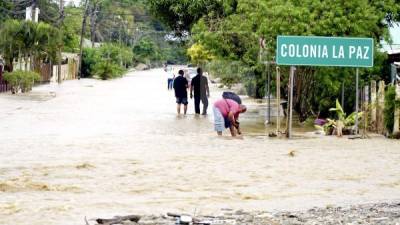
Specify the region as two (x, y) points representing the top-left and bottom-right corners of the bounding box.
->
(26, 0), (40, 23)
(78, 0), (90, 79)
(27, 0), (39, 72)
(34, 6), (40, 22)
(32, 0), (39, 22)
(58, 0), (64, 84)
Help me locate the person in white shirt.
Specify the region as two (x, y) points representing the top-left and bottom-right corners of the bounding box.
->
(166, 66), (175, 90)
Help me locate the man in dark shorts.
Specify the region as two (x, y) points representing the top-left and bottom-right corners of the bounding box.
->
(173, 70), (189, 115)
(190, 67), (210, 115)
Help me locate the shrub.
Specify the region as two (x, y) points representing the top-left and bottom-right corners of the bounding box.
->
(82, 43), (132, 79)
(207, 60), (243, 88)
(133, 39), (161, 65)
(93, 60), (125, 80)
(82, 48), (100, 78)
(384, 85), (396, 134)
(187, 43), (214, 66)
(3, 70), (40, 94)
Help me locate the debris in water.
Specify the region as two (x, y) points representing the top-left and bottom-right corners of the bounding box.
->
(76, 163), (96, 170)
(90, 215), (141, 225)
(268, 132), (278, 137)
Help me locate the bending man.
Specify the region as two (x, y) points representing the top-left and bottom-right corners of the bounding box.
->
(213, 98), (247, 136)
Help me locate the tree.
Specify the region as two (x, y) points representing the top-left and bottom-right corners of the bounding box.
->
(133, 38), (161, 64)
(0, 19), (22, 72)
(0, 1), (13, 24)
(63, 6), (83, 52)
(187, 0), (400, 120)
(187, 43), (214, 66)
(147, 0), (230, 36)
(0, 20), (61, 72)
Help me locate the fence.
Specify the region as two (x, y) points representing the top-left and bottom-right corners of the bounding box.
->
(367, 80), (400, 136)
(40, 63), (52, 82)
(50, 55), (79, 82)
(0, 65), (11, 93)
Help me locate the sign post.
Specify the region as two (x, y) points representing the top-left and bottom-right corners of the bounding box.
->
(276, 66), (281, 134)
(276, 36), (374, 138)
(288, 66), (295, 138)
(355, 68), (359, 134)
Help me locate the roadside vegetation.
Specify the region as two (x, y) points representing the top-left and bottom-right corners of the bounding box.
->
(0, 0), (188, 82)
(1, 0), (399, 135)
(3, 70), (41, 94)
(149, 0), (400, 121)
(384, 85), (400, 138)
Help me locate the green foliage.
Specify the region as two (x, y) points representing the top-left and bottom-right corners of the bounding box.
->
(0, 19), (21, 69)
(133, 39), (161, 64)
(0, 19), (61, 71)
(82, 43), (131, 79)
(3, 70), (40, 94)
(162, 46), (189, 64)
(185, 0), (400, 121)
(147, 0), (226, 35)
(82, 48), (100, 78)
(329, 99), (363, 126)
(93, 60), (125, 80)
(187, 43), (214, 66)
(63, 7), (83, 53)
(0, 1), (13, 24)
(98, 43), (133, 66)
(321, 99), (363, 135)
(384, 85), (397, 134)
(329, 99), (346, 121)
(207, 60), (244, 89)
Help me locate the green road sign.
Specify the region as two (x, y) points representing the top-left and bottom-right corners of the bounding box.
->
(276, 36), (374, 67)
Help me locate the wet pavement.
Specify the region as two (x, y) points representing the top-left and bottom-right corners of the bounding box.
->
(0, 68), (399, 225)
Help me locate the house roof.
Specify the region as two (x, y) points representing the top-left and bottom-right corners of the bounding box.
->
(381, 23), (400, 52)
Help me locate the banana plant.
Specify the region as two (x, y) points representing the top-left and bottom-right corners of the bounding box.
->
(318, 99), (364, 135)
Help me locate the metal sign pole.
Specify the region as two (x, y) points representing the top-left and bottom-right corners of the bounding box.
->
(288, 66), (295, 138)
(265, 62), (269, 124)
(355, 68), (359, 135)
(276, 66), (281, 134)
(267, 63), (271, 123)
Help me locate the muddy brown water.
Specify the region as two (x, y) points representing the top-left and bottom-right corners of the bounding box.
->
(0, 68), (399, 225)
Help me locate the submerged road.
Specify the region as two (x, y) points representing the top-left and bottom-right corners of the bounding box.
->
(0, 68), (399, 225)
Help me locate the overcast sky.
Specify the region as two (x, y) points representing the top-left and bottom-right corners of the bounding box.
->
(66, 0), (80, 6)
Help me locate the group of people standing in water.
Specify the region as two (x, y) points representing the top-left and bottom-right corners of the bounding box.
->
(165, 65), (247, 137)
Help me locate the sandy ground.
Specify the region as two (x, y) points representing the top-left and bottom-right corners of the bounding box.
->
(0, 68), (399, 225)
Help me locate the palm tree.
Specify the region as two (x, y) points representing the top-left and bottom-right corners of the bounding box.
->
(0, 20), (22, 72)
(0, 20), (61, 73)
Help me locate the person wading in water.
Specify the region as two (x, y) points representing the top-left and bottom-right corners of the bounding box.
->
(173, 70), (189, 115)
(213, 98), (247, 136)
(190, 68), (210, 115)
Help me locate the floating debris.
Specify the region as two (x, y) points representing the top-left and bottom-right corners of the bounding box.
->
(288, 150), (296, 157)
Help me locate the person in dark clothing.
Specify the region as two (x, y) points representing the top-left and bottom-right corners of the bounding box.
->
(190, 68), (210, 115)
(173, 70), (189, 115)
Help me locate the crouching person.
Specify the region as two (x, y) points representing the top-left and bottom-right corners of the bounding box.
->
(213, 98), (247, 136)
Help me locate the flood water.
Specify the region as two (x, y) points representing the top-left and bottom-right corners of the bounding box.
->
(0, 68), (399, 225)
